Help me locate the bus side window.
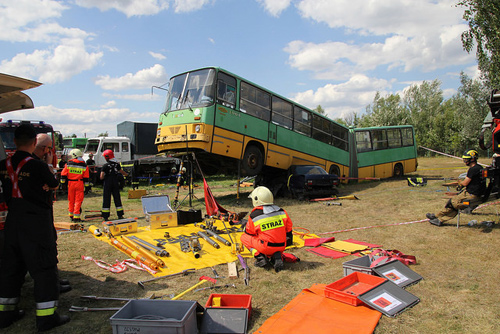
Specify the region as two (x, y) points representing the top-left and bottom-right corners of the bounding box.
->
(240, 81), (270, 121)
(272, 96), (293, 129)
(387, 129), (402, 148)
(372, 130), (388, 150)
(401, 128), (414, 146)
(356, 131), (371, 152)
(217, 72), (237, 108)
(332, 123), (349, 151)
(293, 107), (311, 136)
(312, 115), (331, 144)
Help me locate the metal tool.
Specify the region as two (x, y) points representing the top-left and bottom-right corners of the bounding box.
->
(172, 276), (217, 300)
(138, 268), (195, 289)
(211, 266), (224, 279)
(193, 284), (236, 292)
(205, 229), (231, 246)
(129, 235), (170, 257)
(70, 306), (121, 312)
(80, 293), (156, 301)
(238, 255), (250, 286)
(197, 231), (220, 249)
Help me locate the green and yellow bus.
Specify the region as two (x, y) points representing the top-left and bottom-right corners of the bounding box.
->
(351, 125), (417, 179)
(155, 67), (417, 180)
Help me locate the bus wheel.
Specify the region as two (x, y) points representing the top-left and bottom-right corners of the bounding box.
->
(329, 165), (340, 176)
(393, 164), (404, 178)
(242, 145), (263, 176)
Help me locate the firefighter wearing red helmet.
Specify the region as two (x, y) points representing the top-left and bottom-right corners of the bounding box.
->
(100, 149), (128, 220)
(240, 186), (293, 272)
(61, 149), (89, 221)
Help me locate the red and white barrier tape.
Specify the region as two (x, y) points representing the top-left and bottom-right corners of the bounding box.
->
(317, 200), (500, 235)
(82, 256), (157, 275)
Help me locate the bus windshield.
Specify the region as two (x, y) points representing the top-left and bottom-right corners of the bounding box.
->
(165, 68), (216, 112)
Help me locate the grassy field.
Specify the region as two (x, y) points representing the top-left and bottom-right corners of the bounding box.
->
(3, 157), (500, 333)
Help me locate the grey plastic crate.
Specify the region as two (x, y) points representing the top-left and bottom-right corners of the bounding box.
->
(200, 308), (248, 334)
(342, 255), (376, 276)
(109, 299), (197, 334)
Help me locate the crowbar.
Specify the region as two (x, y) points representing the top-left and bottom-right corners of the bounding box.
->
(171, 276), (217, 300)
(80, 293), (156, 301)
(70, 306), (121, 312)
(138, 268), (195, 289)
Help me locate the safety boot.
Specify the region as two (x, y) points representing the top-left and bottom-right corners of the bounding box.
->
(36, 312), (70, 332)
(0, 309), (25, 329)
(254, 254), (268, 268)
(429, 217), (442, 226)
(272, 252), (284, 273)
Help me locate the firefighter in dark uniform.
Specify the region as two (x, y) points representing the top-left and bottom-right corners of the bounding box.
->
(240, 186), (293, 272)
(0, 124), (70, 331)
(100, 149), (128, 220)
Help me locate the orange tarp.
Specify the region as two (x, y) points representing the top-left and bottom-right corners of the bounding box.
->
(254, 284), (381, 334)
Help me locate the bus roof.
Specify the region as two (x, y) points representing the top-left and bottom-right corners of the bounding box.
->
(0, 73), (42, 114)
(170, 66), (350, 130)
(354, 125), (414, 131)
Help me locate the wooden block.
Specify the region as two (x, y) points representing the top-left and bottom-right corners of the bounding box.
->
(228, 261), (238, 279)
(54, 222), (80, 230)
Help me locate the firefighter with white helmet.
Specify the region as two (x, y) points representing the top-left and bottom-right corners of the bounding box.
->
(240, 186), (294, 272)
(100, 149), (128, 220)
(61, 149), (89, 221)
(427, 149), (486, 226)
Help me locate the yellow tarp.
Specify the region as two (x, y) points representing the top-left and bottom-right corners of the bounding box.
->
(321, 240), (368, 253)
(93, 220), (309, 277)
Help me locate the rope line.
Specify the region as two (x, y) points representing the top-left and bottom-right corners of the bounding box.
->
(317, 200), (500, 235)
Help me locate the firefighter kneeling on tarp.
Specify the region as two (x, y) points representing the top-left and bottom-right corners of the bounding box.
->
(240, 186), (293, 273)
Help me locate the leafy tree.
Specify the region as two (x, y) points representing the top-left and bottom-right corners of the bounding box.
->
(459, 0), (500, 87)
(360, 92), (409, 127)
(98, 132), (108, 137)
(314, 105), (325, 115)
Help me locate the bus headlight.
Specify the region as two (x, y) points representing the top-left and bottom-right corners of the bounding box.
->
(195, 125), (201, 133)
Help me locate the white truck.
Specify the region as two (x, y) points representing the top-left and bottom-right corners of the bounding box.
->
(83, 121), (179, 184)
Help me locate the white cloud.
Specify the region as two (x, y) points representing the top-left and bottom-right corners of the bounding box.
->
(95, 64), (168, 91)
(102, 93), (163, 101)
(101, 100), (117, 108)
(291, 74), (393, 118)
(0, 38), (103, 83)
(74, 0), (169, 17)
(297, 0), (462, 37)
(149, 51), (166, 60)
(5, 104), (160, 137)
(257, 0), (292, 17)
(0, 0), (89, 43)
(173, 0), (212, 13)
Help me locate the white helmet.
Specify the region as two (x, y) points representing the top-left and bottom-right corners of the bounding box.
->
(248, 186), (274, 207)
(70, 149), (83, 159)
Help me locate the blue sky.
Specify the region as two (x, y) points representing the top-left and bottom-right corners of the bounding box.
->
(0, 0), (477, 137)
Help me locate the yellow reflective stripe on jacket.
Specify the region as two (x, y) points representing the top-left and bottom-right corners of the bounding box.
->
(68, 166), (85, 174)
(252, 212), (287, 232)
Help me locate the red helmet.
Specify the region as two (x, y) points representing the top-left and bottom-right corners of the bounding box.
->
(102, 149), (114, 159)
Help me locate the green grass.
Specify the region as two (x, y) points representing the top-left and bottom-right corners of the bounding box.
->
(3, 157), (500, 333)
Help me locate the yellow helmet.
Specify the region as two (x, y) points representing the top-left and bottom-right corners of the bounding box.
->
(462, 149), (478, 161)
(70, 149), (83, 159)
(248, 186), (274, 207)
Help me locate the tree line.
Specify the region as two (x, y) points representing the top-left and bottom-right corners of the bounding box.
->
(331, 73), (491, 157)
(321, 1), (500, 158)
